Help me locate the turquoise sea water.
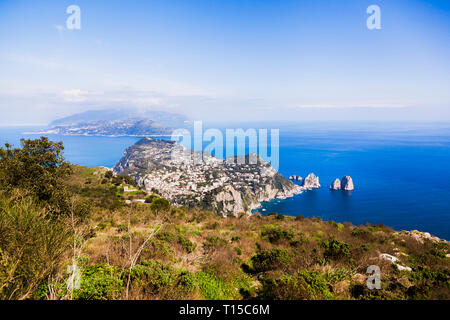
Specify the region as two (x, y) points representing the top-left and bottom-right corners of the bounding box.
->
(1, 122), (450, 240)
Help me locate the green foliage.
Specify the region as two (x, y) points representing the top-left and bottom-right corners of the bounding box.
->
(267, 212), (285, 220)
(260, 225), (294, 244)
(0, 137), (71, 199)
(203, 236), (227, 249)
(157, 231), (176, 242)
(250, 249), (291, 273)
(156, 231), (196, 253)
(0, 137), (73, 215)
(145, 194), (158, 203)
(104, 171), (113, 179)
(74, 262), (123, 300)
(322, 239), (351, 260)
(127, 260), (196, 298)
(150, 197), (171, 214)
(0, 195), (71, 300)
(206, 221), (220, 230)
(231, 235), (241, 242)
(177, 235), (197, 253)
(195, 271), (236, 300)
(258, 270), (332, 300)
(289, 234), (308, 247)
(111, 174), (136, 187)
(329, 221), (344, 231)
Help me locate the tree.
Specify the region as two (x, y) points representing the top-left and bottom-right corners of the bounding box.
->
(104, 171), (113, 179)
(150, 197), (171, 215)
(0, 137), (73, 214)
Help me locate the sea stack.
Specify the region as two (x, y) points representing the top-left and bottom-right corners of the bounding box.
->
(341, 175), (354, 191)
(302, 173), (320, 189)
(330, 178), (341, 190)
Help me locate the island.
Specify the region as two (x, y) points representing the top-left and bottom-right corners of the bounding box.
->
(113, 138), (304, 216)
(29, 108), (188, 137)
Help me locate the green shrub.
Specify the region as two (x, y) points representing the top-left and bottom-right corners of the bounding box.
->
(322, 239), (351, 260)
(250, 249), (291, 273)
(0, 196), (71, 300)
(74, 263), (123, 300)
(150, 197), (171, 214)
(156, 232), (196, 253)
(177, 235), (196, 253)
(206, 221), (220, 230)
(195, 271), (236, 300)
(104, 171), (113, 179)
(128, 260), (176, 290)
(267, 213), (285, 220)
(258, 271), (332, 300)
(203, 236), (227, 249)
(145, 194), (158, 204)
(231, 235), (241, 242)
(156, 231), (176, 242)
(260, 225), (294, 244)
(117, 224), (128, 233)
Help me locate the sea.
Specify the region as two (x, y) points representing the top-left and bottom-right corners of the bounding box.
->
(1, 121), (450, 240)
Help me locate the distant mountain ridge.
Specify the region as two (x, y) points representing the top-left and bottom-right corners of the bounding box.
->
(50, 108), (188, 128)
(39, 109), (188, 137)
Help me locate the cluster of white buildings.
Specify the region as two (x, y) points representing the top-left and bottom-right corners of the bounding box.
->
(115, 138), (279, 207)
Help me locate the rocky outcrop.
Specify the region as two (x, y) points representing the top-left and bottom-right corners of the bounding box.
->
(330, 178), (341, 190)
(341, 175), (354, 191)
(214, 180), (303, 217)
(301, 173), (320, 189)
(400, 230), (445, 244)
(379, 253), (412, 271)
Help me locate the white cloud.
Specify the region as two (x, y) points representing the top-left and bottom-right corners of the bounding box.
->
(61, 89), (91, 102)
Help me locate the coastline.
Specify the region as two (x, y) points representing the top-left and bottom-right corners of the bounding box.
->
(22, 131), (181, 138)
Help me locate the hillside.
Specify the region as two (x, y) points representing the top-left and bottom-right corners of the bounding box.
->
(0, 138), (449, 300)
(57, 166), (450, 300)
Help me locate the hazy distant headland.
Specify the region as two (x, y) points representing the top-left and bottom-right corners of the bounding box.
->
(29, 108), (188, 137)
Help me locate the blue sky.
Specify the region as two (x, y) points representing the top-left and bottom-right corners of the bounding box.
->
(0, 0), (449, 124)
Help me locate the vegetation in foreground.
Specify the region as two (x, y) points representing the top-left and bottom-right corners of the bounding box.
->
(0, 137), (449, 300)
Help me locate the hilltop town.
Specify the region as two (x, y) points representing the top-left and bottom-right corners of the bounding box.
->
(113, 138), (303, 215)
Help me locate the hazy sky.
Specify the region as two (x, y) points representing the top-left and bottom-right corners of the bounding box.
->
(0, 0), (449, 125)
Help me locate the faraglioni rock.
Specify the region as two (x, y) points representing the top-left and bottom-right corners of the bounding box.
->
(341, 175), (354, 191)
(330, 178), (341, 190)
(302, 173), (320, 189)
